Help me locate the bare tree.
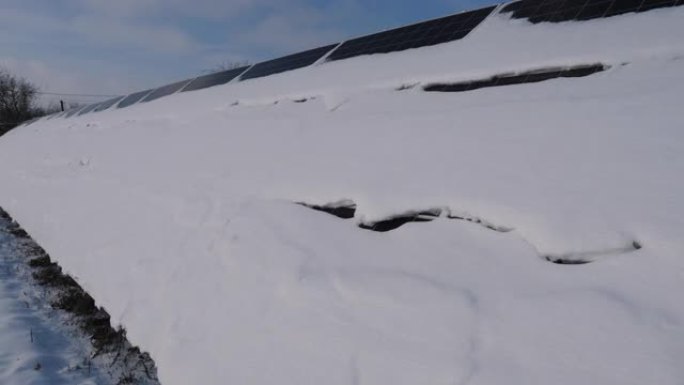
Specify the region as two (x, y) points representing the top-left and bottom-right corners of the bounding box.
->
(0, 68), (40, 135)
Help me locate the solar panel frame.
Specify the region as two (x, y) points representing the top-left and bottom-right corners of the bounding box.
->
(141, 79), (194, 103)
(118, 89), (154, 109)
(181, 66), (250, 92)
(327, 6), (496, 62)
(239, 44), (338, 81)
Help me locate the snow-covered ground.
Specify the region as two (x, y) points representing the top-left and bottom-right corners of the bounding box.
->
(0, 218), (109, 385)
(0, 217), (159, 384)
(1, 6), (684, 385)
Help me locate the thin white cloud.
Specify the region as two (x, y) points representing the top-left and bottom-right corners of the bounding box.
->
(70, 15), (196, 54)
(72, 0), (278, 19)
(0, 5), (199, 55)
(236, 7), (345, 54)
(0, 56), (140, 107)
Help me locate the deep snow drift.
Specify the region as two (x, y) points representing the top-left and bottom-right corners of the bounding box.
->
(1, 7), (684, 385)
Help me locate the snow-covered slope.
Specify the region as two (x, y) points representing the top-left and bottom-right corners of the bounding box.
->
(1, 7), (684, 385)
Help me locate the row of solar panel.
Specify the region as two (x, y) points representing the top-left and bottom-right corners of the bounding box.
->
(501, 0), (683, 23)
(48, 5), (497, 120)
(41, 0), (682, 122)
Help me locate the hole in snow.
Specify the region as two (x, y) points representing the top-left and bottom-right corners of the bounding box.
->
(543, 240), (643, 265)
(544, 256), (592, 265)
(359, 209), (442, 232)
(297, 200), (357, 219)
(423, 63), (608, 93)
(293, 202), (642, 264)
(396, 83), (418, 91)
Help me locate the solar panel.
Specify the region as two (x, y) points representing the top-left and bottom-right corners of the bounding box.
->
(78, 103), (102, 116)
(639, 0), (681, 12)
(141, 79), (194, 103)
(94, 96), (125, 112)
(239, 44), (338, 81)
(327, 6), (496, 62)
(118, 89), (154, 109)
(500, 0), (681, 23)
(64, 106), (87, 118)
(182, 66), (249, 92)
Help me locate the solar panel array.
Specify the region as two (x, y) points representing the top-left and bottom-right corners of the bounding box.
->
(501, 0), (682, 23)
(47, 0), (682, 121)
(182, 66), (249, 92)
(327, 6), (496, 62)
(240, 44), (339, 81)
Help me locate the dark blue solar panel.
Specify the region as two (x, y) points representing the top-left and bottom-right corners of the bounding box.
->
(327, 6), (495, 62)
(182, 66), (249, 92)
(239, 44), (338, 81)
(141, 79), (194, 103)
(118, 89), (154, 109)
(501, 0), (681, 22)
(93, 96), (125, 112)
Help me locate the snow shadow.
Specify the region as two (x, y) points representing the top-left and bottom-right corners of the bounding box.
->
(295, 200), (643, 265)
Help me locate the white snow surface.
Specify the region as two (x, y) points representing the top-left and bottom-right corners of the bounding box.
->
(0, 221), (111, 385)
(2, 8), (684, 385)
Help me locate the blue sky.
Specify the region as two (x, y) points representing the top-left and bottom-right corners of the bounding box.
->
(0, 0), (496, 106)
